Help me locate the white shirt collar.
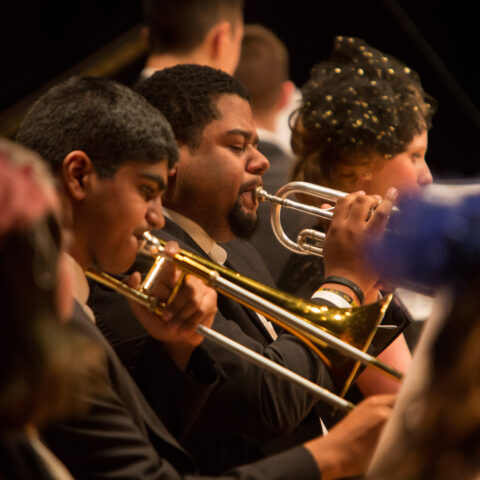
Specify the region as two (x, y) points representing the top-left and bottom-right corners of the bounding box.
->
(163, 209), (278, 340)
(139, 67), (157, 79)
(163, 208), (228, 265)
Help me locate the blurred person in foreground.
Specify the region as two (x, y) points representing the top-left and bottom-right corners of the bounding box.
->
(0, 138), (102, 479)
(366, 193), (480, 479)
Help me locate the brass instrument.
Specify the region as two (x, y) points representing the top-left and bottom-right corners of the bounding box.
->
(256, 181), (399, 257)
(87, 232), (402, 408)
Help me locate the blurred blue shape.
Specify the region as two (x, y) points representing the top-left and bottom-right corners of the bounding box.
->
(368, 193), (480, 292)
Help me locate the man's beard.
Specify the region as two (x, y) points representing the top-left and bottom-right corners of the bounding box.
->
(227, 197), (259, 239)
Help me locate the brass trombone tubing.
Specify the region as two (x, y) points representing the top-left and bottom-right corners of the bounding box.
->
(86, 268), (354, 412)
(138, 232), (402, 383)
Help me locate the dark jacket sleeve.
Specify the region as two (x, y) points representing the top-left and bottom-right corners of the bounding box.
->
(90, 276), (334, 440)
(43, 305), (322, 480)
(42, 348), (319, 480)
(88, 283), (220, 440)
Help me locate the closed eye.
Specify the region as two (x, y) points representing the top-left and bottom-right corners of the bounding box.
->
(230, 145), (247, 154)
(140, 184), (159, 200)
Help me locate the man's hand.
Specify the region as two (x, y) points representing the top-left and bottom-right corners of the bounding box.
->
(304, 394), (396, 479)
(322, 188), (397, 302)
(126, 241), (217, 369)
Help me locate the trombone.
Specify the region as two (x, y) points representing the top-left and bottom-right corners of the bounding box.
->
(256, 181), (399, 257)
(86, 232), (403, 411)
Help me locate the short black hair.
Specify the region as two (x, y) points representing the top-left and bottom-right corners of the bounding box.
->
(16, 76), (179, 177)
(135, 64), (251, 149)
(143, 0), (244, 55)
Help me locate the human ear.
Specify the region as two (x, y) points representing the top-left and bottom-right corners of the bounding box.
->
(277, 80), (295, 111)
(61, 151), (95, 201)
(207, 21), (232, 64)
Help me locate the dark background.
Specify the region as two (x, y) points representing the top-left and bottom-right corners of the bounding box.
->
(2, 1), (478, 178)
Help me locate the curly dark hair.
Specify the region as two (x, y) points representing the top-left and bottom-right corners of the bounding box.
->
(291, 36), (437, 189)
(135, 64), (251, 150)
(16, 76), (179, 177)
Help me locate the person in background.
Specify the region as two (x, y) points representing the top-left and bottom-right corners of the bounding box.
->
(277, 35), (436, 356)
(233, 23), (297, 280)
(140, 0), (244, 78)
(365, 194), (480, 479)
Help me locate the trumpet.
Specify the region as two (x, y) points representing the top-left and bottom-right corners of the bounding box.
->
(86, 232), (403, 411)
(256, 181), (399, 257)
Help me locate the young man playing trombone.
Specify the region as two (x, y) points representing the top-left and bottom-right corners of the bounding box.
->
(16, 74), (396, 480)
(86, 64), (406, 473)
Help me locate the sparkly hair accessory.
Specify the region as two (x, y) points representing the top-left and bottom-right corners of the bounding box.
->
(368, 192), (480, 292)
(299, 36), (436, 159)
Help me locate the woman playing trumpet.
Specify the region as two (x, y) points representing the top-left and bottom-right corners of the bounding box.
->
(275, 36), (437, 395)
(278, 35), (436, 298)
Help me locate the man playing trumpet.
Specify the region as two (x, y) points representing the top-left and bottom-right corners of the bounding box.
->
(88, 64), (408, 473)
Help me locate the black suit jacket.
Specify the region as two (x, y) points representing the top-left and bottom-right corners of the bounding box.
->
(43, 302), (319, 480)
(90, 218), (334, 474)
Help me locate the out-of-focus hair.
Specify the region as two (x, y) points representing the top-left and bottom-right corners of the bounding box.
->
(0, 138), (103, 430)
(143, 0), (244, 55)
(234, 24), (289, 114)
(367, 194), (480, 479)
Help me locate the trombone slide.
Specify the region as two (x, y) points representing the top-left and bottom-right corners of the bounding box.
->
(85, 268), (354, 412)
(138, 232), (403, 394)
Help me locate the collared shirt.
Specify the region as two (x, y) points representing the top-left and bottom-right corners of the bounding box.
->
(163, 208), (278, 340)
(164, 208), (228, 264)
